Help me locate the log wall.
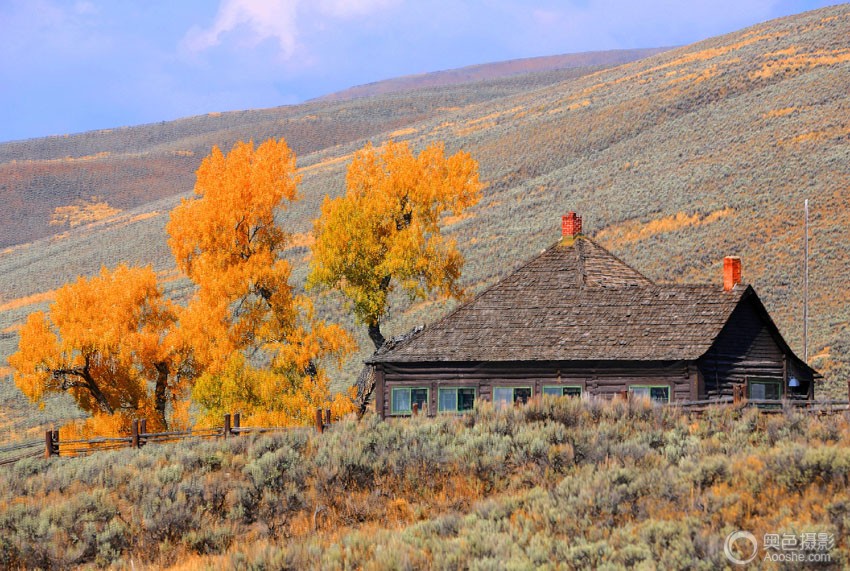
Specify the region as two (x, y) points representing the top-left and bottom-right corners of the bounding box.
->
(376, 360), (693, 418)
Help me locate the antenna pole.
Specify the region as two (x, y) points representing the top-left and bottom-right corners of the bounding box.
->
(804, 199), (809, 363)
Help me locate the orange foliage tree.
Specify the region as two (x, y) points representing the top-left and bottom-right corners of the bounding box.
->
(308, 140), (483, 350)
(9, 265), (189, 434)
(167, 138), (355, 426)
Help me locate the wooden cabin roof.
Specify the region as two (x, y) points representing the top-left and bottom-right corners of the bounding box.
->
(369, 236), (750, 363)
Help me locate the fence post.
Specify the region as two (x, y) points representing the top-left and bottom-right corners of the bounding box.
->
(412, 402), (419, 416)
(734, 385), (745, 405)
(44, 430), (56, 459)
(324, 408), (331, 427)
(223, 414), (231, 439)
(233, 413), (240, 437)
(315, 408), (324, 434)
(617, 389), (628, 401)
(139, 419), (147, 447)
(131, 419), (139, 449)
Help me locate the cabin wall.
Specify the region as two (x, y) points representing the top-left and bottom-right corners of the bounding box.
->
(375, 360), (693, 418)
(697, 296), (807, 399)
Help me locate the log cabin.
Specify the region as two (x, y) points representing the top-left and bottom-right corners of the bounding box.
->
(366, 213), (818, 418)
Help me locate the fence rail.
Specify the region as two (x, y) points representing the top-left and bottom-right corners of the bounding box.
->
(14, 408), (334, 464)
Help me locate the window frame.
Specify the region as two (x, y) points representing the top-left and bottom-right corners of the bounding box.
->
(628, 385), (670, 403)
(542, 385), (583, 398)
(390, 386), (430, 415)
(747, 378), (783, 400)
(493, 386), (533, 408)
(437, 386), (477, 413)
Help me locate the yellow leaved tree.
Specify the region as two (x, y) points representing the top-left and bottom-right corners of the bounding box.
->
(9, 265), (190, 436)
(308, 140), (483, 349)
(167, 138), (355, 426)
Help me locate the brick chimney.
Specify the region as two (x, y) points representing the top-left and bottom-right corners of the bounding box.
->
(562, 212), (582, 237)
(723, 256), (742, 292)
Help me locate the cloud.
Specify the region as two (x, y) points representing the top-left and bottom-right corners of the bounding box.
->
(184, 0), (300, 57)
(317, 0), (398, 18)
(184, 0), (398, 60)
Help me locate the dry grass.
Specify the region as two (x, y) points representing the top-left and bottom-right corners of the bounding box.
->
(750, 48), (850, 80)
(49, 197), (122, 228)
(596, 208), (735, 249)
(0, 291), (56, 313)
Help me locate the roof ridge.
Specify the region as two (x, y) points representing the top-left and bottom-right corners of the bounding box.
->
(576, 238), (587, 288)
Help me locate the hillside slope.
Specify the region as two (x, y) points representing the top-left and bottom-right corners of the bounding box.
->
(0, 51), (652, 250)
(1, 5), (849, 434)
(313, 47), (671, 102)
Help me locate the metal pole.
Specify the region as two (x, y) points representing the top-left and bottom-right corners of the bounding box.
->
(804, 199), (809, 363)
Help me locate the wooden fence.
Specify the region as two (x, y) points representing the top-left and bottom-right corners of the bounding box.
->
(0, 408), (333, 465)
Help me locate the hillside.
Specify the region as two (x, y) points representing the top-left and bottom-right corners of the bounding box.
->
(0, 50), (656, 250)
(313, 48), (671, 102)
(1, 400), (848, 568)
(1, 5), (850, 436)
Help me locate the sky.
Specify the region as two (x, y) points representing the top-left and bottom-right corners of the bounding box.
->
(0, 0), (839, 143)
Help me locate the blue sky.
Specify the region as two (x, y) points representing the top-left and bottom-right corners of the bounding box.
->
(0, 0), (839, 143)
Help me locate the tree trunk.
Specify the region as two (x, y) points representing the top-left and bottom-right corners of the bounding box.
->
(305, 359), (318, 381)
(368, 322), (385, 351)
(82, 371), (115, 415)
(154, 362), (169, 430)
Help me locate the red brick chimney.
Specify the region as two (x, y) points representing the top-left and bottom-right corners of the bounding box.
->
(562, 212), (582, 237)
(723, 256), (742, 292)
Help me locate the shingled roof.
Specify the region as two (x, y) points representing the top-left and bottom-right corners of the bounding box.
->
(369, 236), (748, 363)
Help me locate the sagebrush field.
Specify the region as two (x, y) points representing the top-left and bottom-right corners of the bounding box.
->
(1, 398), (848, 569)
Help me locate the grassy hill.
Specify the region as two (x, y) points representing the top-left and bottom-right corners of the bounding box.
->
(1, 399), (848, 568)
(1, 5), (849, 436)
(313, 47), (671, 102)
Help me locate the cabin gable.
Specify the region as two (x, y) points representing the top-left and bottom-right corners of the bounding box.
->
(697, 291), (813, 400)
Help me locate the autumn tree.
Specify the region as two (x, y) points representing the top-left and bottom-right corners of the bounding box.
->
(167, 138), (355, 425)
(308, 140), (483, 350)
(9, 265), (189, 434)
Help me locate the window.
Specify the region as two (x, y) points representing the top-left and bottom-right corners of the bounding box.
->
(493, 387), (532, 409)
(542, 386), (582, 398)
(438, 387), (476, 412)
(629, 385), (670, 403)
(391, 387), (429, 414)
(748, 379), (782, 400)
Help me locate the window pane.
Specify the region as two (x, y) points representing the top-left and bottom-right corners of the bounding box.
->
(650, 387), (669, 403)
(514, 388), (532, 404)
(392, 389), (410, 413)
(750, 381), (780, 400)
(411, 388), (428, 413)
(564, 386), (582, 397)
(439, 389), (457, 412)
(458, 388), (475, 411)
(543, 387), (561, 396)
(630, 387), (650, 398)
(765, 382), (781, 400)
(493, 387), (513, 409)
